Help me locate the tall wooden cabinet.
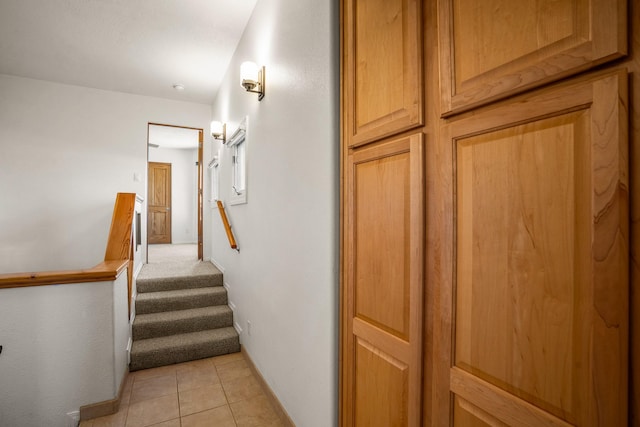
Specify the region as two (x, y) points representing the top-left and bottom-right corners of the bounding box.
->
(340, 0), (637, 425)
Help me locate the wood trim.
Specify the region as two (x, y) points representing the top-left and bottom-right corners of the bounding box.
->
(450, 368), (573, 427)
(198, 130), (204, 260)
(104, 193), (136, 261)
(241, 346), (295, 427)
(147, 122), (204, 131)
(147, 123), (204, 260)
(216, 200), (238, 250)
(80, 370), (130, 421)
(104, 192), (136, 314)
(0, 260), (128, 289)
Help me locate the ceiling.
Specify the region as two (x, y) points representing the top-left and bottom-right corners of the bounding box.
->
(0, 0), (258, 104)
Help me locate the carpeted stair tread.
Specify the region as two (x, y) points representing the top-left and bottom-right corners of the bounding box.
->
(137, 262), (222, 293)
(133, 306), (233, 340)
(135, 287), (228, 314)
(129, 327), (240, 371)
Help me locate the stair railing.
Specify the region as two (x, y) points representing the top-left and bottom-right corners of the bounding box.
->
(216, 200), (239, 251)
(0, 193), (136, 294)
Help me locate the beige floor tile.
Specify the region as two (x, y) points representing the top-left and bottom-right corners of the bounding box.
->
(216, 359), (253, 384)
(178, 383), (228, 416)
(176, 357), (215, 370)
(130, 374), (177, 404)
(212, 352), (245, 367)
(230, 395), (284, 427)
(181, 405), (237, 427)
(125, 394), (179, 427)
(221, 374), (264, 404)
(147, 419), (180, 427)
(177, 365), (220, 392)
(90, 406), (128, 427)
(132, 364), (178, 382)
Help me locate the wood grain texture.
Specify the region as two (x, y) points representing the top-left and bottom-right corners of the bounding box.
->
(354, 339), (408, 426)
(435, 71), (629, 426)
(0, 260), (128, 289)
(453, 395), (509, 427)
(104, 192), (136, 261)
(456, 112), (583, 421)
(216, 200), (237, 250)
(344, 133), (424, 426)
(627, 1), (640, 424)
(344, 0), (423, 146)
(450, 368), (573, 427)
(148, 162), (172, 244)
(438, 0), (627, 115)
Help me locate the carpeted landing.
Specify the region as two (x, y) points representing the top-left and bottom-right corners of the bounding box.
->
(129, 261), (240, 371)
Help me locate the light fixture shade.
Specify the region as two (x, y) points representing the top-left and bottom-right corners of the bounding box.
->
(240, 61), (259, 88)
(211, 121), (223, 137)
(211, 120), (226, 142)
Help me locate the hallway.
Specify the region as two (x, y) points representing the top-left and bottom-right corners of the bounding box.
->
(80, 352), (284, 427)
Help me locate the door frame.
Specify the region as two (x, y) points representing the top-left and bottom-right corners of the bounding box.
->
(146, 122), (204, 262)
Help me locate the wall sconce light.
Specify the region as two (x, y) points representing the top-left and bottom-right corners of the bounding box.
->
(240, 61), (265, 101)
(211, 121), (226, 143)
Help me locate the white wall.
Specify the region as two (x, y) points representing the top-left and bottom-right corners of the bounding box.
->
(209, 0), (339, 425)
(0, 75), (211, 425)
(0, 271), (128, 427)
(0, 74), (212, 273)
(148, 146), (198, 244)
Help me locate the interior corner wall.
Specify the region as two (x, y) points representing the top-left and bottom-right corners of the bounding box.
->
(208, 0), (339, 425)
(0, 74), (211, 273)
(148, 147), (199, 244)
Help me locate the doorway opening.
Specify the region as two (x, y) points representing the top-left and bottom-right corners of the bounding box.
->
(147, 123), (204, 262)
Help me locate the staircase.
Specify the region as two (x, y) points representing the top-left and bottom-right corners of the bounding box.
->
(129, 261), (240, 371)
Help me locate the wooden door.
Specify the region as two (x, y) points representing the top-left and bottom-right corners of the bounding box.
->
(438, 0), (627, 115)
(148, 162), (172, 244)
(341, 0), (425, 424)
(344, 0), (423, 147)
(433, 71), (629, 426)
(343, 134), (424, 426)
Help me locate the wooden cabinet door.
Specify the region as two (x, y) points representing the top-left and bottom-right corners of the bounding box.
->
(148, 162), (172, 244)
(438, 0), (627, 115)
(344, 0), (423, 147)
(433, 71), (628, 426)
(343, 133), (424, 426)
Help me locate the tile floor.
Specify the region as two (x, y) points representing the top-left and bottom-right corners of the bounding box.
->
(79, 352), (284, 427)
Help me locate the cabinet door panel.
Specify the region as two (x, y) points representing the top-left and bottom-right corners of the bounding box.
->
(344, 0), (423, 147)
(434, 71), (628, 426)
(439, 0), (627, 115)
(343, 133), (424, 426)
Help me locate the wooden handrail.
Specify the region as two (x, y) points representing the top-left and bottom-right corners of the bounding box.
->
(0, 193), (136, 290)
(104, 193), (136, 312)
(0, 260), (128, 289)
(217, 200), (238, 250)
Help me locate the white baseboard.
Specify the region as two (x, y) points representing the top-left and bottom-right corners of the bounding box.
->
(210, 258), (225, 273)
(126, 337), (132, 365)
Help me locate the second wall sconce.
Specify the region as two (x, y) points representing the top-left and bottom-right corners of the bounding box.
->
(211, 121), (226, 143)
(240, 61), (265, 101)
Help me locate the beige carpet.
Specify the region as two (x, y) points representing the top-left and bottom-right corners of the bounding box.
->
(148, 244), (198, 263)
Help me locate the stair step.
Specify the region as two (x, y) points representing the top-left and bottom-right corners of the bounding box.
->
(135, 287), (228, 315)
(136, 262), (222, 293)
(129, 327), (240, 371)
(132, 306), (233, 340)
